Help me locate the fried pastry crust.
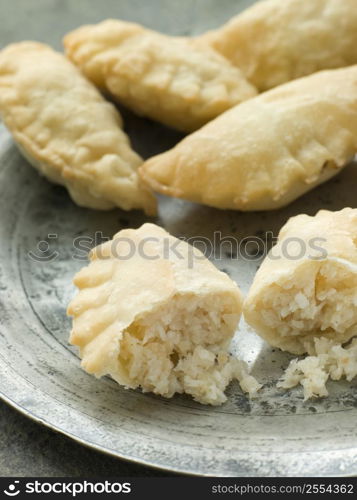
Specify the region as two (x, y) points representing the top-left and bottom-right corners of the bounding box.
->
(140, 66), (357, 211)
(244, 208), (357, 355)
(0, 42), (156, 214)
(67, 223), (259, 405)
(64, 19), (256, 132)
(199, 0), (357, 91)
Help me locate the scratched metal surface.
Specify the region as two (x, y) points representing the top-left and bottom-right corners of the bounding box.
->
(0, 0), (357, 477)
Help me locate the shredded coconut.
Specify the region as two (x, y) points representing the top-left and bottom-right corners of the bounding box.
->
(119, 295), (261, 405)
(278, 337), (357, 400)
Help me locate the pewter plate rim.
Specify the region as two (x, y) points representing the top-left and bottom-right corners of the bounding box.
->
(0, 391), (355, 477)
(1, 0), (357, 468)
(0, 391), (181, 476)
(1, 368), (357, 477)
(1, 120), (357, 477)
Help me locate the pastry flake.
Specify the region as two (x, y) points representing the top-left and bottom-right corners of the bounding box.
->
(63, 19), (257, 132)
(68, 223), (261, 405)
(140, 66), (357, 211)
(198, 0), (357, 91)
(0, 42), (156, 215)
(244, 208), (357, 355)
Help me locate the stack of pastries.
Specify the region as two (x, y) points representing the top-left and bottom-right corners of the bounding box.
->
(0, 0), (356, 404)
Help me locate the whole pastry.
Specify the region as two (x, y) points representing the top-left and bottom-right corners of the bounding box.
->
(141, 66), (357, 211)
(244, 208), (357, 355)
(0, 42), (156, 215)
(199, 0), (357, 91)
(64, 19), (256, 132)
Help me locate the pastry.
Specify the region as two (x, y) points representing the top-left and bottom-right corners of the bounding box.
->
(63, 19), (256, 132)
(198, 0), (357, 91)
(68, 223), (261, 405)
(244, 208), (357, 355)
(0, 42), (156, 215)
(140, 66), (357, 211)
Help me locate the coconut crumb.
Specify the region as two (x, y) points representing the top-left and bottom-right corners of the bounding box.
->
(175, 347), (261, 405)
(117, 294), (261, 405)
(278, 337), (357, 400)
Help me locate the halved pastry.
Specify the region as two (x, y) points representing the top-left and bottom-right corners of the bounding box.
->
(68, 223), (260, 405)
(63, 20), (256, 132)
(140, 66), (357, 211)
(244, 208), (357, 355)
(0, 42), (156, 215)
(198, 0), (357, 91)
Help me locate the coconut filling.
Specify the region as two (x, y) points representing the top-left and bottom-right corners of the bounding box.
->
(257, 260), (357, 352)
(278, 337), (357, 400)
(113, 294), (261, 405)
(257, 259), (357, 400)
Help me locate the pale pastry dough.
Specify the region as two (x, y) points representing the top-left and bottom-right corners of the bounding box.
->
(244, 208), (357, 355)
(68, 223), (261, 405)
(63, 19), (257, 132)
(140, 66), (357, 211)
(0, 42), (156, 215)
(198, 0), (357, 91)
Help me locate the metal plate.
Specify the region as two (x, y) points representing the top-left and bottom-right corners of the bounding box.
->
(0, 0), (357, 477)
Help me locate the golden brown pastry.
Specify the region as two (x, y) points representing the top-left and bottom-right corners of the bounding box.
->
(68, 223), (261, 405)
(0, 42), (156, 215)
(198, 0), (357, 91)
(63, 19), (256, 132)
(244, 208), (357, 355)
(140, 66), (357, 211)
